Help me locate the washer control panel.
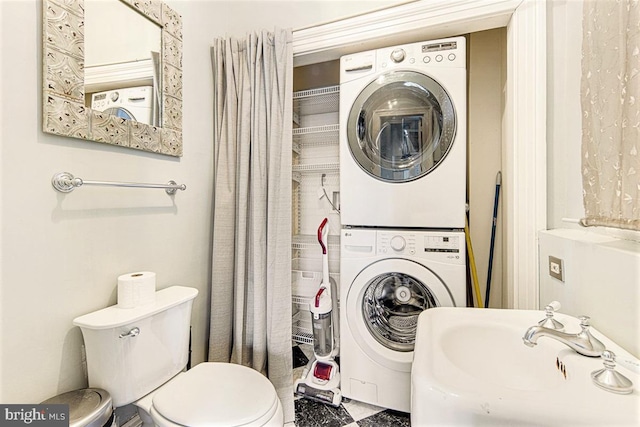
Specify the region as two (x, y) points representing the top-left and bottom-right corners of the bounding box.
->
(423, 235), (461, 253)
(378, 232), (416, 255)
(377, 230), (465, 263)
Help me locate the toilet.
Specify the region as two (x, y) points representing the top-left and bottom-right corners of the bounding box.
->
(73, 286), (283, 427)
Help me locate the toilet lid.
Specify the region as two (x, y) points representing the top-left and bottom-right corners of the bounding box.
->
(153, 362), (279, 427)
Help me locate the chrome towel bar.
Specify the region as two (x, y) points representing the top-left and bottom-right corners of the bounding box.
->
(51, 172), (186, 195)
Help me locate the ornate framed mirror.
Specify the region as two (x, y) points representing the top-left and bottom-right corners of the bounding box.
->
(42, 0), (183, 157)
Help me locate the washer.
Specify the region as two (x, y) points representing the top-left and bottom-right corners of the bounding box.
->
(91, 86), (155, 125)
(339, 37), (467, 228)
(339, 228), (466, 412)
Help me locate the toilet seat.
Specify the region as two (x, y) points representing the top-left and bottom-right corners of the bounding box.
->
(150, 362), (281, 427)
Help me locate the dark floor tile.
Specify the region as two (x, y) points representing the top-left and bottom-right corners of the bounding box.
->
(295, 398), (355, 427)
(356, 409), (411, 427)
(293, 345), (310, 369)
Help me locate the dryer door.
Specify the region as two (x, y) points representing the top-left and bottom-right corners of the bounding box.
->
(345, 258), (455, 372)
(347, 71), (456, 183)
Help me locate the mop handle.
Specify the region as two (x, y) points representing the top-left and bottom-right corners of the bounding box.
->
(485, 171), (502, 308)
(317, 218), (328, 255)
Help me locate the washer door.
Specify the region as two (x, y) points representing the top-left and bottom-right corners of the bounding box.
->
(345, 258), (454, 372)
(103, 107), (136, 121)
(347, 70), (456, 183)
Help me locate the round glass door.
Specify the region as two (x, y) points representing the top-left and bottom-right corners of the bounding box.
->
(103, 107), (135, 121)
(347, 71), (456, 182)
(362, 272), (438, 352)
(345, 258), (454, 372)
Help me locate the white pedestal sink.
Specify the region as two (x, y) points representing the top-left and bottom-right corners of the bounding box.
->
(411, 308), (640, 426)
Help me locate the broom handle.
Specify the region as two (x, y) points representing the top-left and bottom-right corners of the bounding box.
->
(485, 171), (502, 308)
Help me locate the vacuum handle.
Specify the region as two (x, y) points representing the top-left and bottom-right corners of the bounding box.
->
(317, 218), (328, 255)
(315, 287), (326, 308)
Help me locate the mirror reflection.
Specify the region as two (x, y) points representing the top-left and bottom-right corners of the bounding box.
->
(84, 0), (162, 126)
(43, 0), (183, 156)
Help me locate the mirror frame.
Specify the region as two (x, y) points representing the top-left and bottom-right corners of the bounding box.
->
(42, 0), (183, 157)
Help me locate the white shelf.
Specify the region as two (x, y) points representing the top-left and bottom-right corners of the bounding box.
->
(292, 257), (340, 309)
(293, 257), (340, 273)
(293, 163), (339, 173)
(294, 85), (339, 99)
(293, 123), (339, 136)
(293, 85), (340, 116)
(292, 311), (313, 345)
(292, 234), (340, 250)
(292, 295), (311, 305)
(293, 123), (339, 133)
(291, 85), (340, 344)
(293, 124), (338, 156)
(292, 165), (339, 183)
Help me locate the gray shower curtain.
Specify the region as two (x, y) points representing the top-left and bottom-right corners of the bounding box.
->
(209, 29), (293, 422)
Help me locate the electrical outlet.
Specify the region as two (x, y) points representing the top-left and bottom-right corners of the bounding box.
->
(548, 256), (564, 282)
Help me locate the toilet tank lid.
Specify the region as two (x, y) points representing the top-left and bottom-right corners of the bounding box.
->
(73, 286), (198, 330)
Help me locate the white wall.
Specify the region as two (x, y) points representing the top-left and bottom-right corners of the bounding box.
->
(547, 0), (584, 230)
(84, 0), (161, 66)
(0, 0), (213, 404)
(187, 0), (406, 36)
(0, 0), (402, 404)
(539, 229), (640, 358)
(468, 28), (505, 308)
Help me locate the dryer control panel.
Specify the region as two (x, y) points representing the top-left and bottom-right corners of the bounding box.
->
(340, 36), (466, 85)
(377, 36), (466, 71)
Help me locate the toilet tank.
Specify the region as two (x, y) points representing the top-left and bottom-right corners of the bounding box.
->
(73, 286), (198, 407)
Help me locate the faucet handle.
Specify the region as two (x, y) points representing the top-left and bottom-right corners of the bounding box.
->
(591, 350), (634, 394)
(576, 315), (606, 356)
(547, 301), (561, 312)
(538, 301), (564, 330)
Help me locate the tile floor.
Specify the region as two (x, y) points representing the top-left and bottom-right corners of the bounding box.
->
(290, 344), (411, 427)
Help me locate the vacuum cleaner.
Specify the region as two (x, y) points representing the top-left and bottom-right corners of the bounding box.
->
(294, 218), (342, 407)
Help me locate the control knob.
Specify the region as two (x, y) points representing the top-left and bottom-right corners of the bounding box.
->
(390, 235), (406, 251)
(390, 48), (406, 63)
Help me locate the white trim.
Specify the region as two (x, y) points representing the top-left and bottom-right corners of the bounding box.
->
(293, 0), (523, 66)
(504, 0), (547, 310)
(292, 0), (546, 310)
(84, 59), (155, 93)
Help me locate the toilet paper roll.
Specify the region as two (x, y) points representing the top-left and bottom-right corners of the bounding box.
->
(117, 272), (156, 309)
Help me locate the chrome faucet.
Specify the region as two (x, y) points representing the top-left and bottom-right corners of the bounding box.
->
(522, 315), (605, 357)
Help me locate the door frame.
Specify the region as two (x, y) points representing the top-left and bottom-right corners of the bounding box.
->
(292, 0), (546, 310)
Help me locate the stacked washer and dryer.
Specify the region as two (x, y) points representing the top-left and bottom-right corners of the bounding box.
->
(338, 37), (468, 413)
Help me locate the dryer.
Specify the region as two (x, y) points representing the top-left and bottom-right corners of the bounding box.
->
(339, 228), (466, 412)
(91, 86), (155, 125)
(339, 37), (467, 228)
